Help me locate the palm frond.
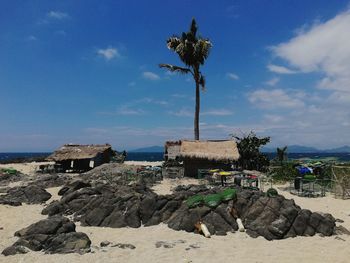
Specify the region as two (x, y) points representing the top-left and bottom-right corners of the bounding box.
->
(167, 36), (181, 50)
(159, 64), (191, 74)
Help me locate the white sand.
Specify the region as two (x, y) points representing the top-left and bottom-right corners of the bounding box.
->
(1, 165), (349, 262)
(0, 162), (53, 176)
(124, 161), (163, 167)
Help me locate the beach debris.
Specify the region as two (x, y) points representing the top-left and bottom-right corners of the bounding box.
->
(236, 218), (245, 232)
(0, 185), (51, 206)
(185, 243), (201, 250)
(2, 216), (91, 256)
(111, 243), (136, 249)
(100, 241), (111, 247)
(200, 222), (211, 238)
(155, 241), (175, 248)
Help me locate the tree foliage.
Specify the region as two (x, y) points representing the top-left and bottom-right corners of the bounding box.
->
(232, 131), (270, 171)
(276, 146), (288, 163)
(160, 19), (212, 140)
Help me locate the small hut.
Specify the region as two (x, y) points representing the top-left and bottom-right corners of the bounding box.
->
(47, 144), (114, 172)
(164, 140), (240, 177)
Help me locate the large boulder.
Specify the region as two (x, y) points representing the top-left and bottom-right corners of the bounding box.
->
(2, 216), (91, 255)
(0, 185), (51, 206)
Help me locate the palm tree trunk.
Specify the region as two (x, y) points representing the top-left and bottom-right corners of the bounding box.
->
(194, 79), (200, 140)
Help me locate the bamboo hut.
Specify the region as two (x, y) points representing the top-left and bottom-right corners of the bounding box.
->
(47, 144), (114, 172)
(164, 140), (240, 177)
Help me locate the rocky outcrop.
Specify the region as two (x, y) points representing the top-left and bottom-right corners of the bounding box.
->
(0, 185), (51, 206)
(2, 216), (91, 256)
(41, 181), (336, 240)
(233, 190), (335, 240)
(29, 173), (72, 189)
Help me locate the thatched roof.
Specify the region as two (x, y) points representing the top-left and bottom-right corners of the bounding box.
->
(48, 144), (112, 161)
(171, 140), (239, 162)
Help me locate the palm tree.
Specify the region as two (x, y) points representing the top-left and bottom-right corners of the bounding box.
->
(159, 18), (212, 140)
(277, 146), (288, 164)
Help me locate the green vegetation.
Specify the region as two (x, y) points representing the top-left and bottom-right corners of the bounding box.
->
(232, 131), (270, 171)
(276, 146), (288, 163)
(0, 168), (18, 175)
(160, 18), (212, 140)
(269, 162), (299, 182)
(266, 188), (278, 197)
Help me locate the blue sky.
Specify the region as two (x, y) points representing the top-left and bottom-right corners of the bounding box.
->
(1, 0), (350, 151)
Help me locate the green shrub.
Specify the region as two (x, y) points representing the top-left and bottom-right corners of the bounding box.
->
(266, 188), (278, 197)
(270, 163), (298, 182)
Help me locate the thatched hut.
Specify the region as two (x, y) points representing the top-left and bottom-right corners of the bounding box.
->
(47, 144), (114, 172)
(164, 140), (240, 177)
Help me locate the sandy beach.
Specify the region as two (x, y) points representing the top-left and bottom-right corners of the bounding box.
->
(0, 162), (349, 263)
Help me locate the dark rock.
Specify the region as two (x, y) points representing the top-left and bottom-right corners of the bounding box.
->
(1, 245), (28, 256)
(42, 201), (64, 216)
(202, 211), (234, 235)
(111, 243), (136, 249)
(335, 225), (350, 235)
(36, 181), (336, 240)
(58, 180), (91, 196)
(0, 185), (51, 206)
(100, 241), (111, 247)
(316, 213), (335, 236)
(291, 209), (312, 236)
(2, 216), (91, 256)
(29, 173), (71, 189)
(167, 205), (211, 232)
(45, 232), (91, 254)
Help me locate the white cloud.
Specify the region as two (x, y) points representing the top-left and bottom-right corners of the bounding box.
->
(202, 109), (234, 116)
(226, 72), (239, 80)
(248, 89), (304, 109)
(116, 106), (145, 115)
(271, 10), (350, 91)
(47, 11), (69, 20)
(267, 64), (297, 74)
(265, 77), (280, 86)
(263, 114), (284, 123)
(169, 107), (192, 117)
(142, 71), (160, 80)
(97, 47), (120, 61)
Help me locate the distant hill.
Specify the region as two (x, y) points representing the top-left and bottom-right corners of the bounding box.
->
(325, 145), (350, 153)
(263, 145), (350, 153)
(129, 146), (164, 152)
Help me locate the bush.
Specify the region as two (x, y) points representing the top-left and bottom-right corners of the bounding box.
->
(270, 163), (298, 182)
(266, 188), (278, 197)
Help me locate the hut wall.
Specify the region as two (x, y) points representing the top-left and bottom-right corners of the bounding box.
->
(93, 150), (112, 167)
(57, 160), (72, 171)
(165, 144), (181, 161)
(183, 158), (232, 177)
(72, 159), (91, 172)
